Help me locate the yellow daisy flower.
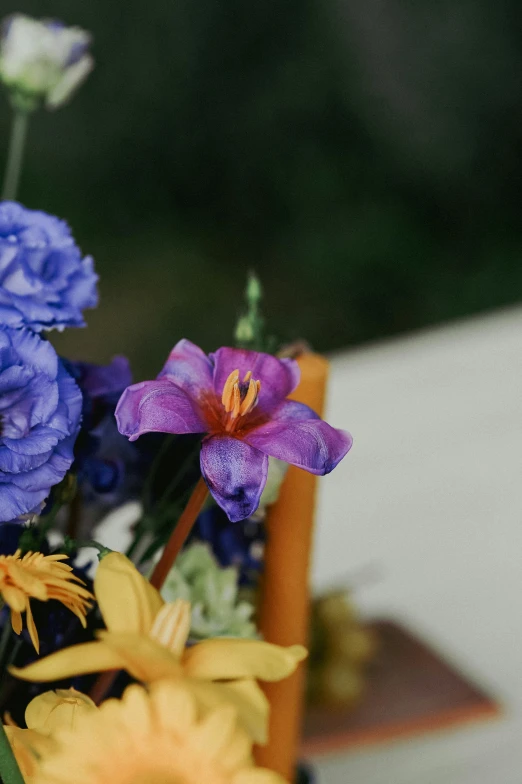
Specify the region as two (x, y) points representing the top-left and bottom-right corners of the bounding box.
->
(11, 552), (306, 744)
(30, 681), (285, 784)
(0, 550), (93, 652)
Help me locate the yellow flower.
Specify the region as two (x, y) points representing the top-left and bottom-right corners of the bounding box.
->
(30, 681), (285, 784)
(5, 724), (54, 780)
(5, 688), (97, 781)
(0, 550), (93, 652)
(11, 553), (306, 744)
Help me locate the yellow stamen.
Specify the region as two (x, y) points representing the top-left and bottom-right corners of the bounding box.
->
(221, 369), (239, 413)
(239, 378), (260, 417)
(149, 600), (191, 658)
(221, 369), (261, 431)
(231, 384), (241, 419)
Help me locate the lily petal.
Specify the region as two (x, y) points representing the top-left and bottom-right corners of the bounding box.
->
(182, 639), (307, 682)
(95, 552), (163, 635)
(115, 379), (206, 441)
(244, 407), (353, 475)
(9, 641), (123, 682)
(158, 339), (214, 398)
(97, 631), (183, 682)
(185, 678), (269, 745)
(210, 348), (300, 414)
(200, 436), (268, 522)
(264, 399), (320, 422)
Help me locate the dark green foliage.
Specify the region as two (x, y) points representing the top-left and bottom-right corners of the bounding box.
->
(1, 0), (522, 374)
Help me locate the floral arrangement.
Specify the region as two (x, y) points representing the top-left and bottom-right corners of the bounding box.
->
(0, 14), (352, 784)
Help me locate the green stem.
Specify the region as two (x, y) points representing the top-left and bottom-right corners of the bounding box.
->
(65, 539), (113, 561)
(6, 640), (22, 670)
(126, 440), (201, 563)
(0, 623), (12, 675)
(19, 500), (63, 553)
(125, 526), (145, 560)
(2, 111), (29, 201)
(155, 441), (201, 516)
(141, 434), (176, 509)
(0, 722), (25, 784)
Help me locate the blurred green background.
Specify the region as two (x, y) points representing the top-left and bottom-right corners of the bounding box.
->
(2, 0), (522, 377)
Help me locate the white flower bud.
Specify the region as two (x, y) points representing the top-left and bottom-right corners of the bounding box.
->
(0, 15), (93, 110)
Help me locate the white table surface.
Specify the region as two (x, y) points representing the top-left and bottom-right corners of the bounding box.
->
(311, 306), (522, 783)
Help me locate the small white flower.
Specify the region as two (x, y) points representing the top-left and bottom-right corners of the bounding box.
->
(0, 14), (93, 110)
(93, 501), (143, 554)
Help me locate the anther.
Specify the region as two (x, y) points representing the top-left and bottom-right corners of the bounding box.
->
(239, 378), (261, 416)
(221, 369), (239, 413)
(222, 368), (261, 428)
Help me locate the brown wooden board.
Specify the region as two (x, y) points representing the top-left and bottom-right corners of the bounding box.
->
(301, 619), (501, 757)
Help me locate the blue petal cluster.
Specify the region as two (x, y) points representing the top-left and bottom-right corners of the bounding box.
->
(66, 356), (137, 497)
(0, 201), (98, 332)
(193, 505), (265, 586)
(0, 327), (82, 521)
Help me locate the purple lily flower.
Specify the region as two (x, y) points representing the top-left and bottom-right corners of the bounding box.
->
(115, 340), (352, 522)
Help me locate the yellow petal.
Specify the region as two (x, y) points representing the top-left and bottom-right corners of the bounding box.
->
(9, 641), (124, 682)
(10, 609), (23, 635)
(186, 678), (269, 745)
(25, 688), (96, 733)
(182, 640), (307, 682)
(217, 721), (253, 773)
(233, 771), (286, 784)
(94, 552), (164, 634)
(191, 704), (238, 759)
(25, 600), (39, 653)
(3, 585), (27, 612)
(7, 563), (48, 601)
(224, 680), (269, 723)
(149, 680), (197, 734)
(97, 631), (183, 682)
(116, 683), (153, 742)
(4, 726), (56, 779)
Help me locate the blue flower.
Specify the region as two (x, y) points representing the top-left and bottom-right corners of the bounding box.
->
(0, 201), (98, 332)
(0, 327), (82, 522)
(193, 505), (265, 586)
(68, 356), (132, 428)
(0, 520), (27, 554)
(65, 357), (137, 498)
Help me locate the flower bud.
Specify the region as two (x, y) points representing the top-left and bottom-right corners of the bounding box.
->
(234, 314), (255, 343)
(25, 688), (97, 734)
(246, 273), (262, 305)
(0, 15), (93, 111)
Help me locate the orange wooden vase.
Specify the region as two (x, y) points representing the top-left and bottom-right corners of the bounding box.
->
(255, 353), (329, 781)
